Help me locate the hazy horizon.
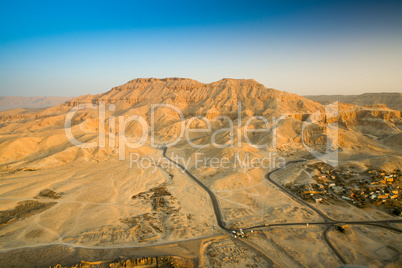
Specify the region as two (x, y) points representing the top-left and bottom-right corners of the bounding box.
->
(1, 3), (402, 265)
(0, 77), (402, 98)
(1, 0), (401, 97)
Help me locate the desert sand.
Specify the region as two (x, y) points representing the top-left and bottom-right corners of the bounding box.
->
(0, 78), (401, 267)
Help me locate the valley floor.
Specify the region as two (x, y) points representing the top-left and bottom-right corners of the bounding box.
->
(0, 146), (401, 267)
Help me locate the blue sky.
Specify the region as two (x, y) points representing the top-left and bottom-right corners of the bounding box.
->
(0, 0), (401, 96)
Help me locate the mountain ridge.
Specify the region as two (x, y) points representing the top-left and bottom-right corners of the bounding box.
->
(304, 92), (402, 111)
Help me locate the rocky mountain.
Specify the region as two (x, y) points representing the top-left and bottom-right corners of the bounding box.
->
(0, 78), (401, 170)
(304, 92), (402, 111)
(0, 78), (401, 264)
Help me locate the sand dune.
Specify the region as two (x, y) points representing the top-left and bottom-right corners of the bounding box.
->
(0, 78), (401, 267)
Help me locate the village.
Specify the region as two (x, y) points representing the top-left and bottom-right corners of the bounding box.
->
(286, 162), (402, 216)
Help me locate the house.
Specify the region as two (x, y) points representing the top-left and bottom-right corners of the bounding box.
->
(342, 196), (353, 201)
(314, 197), (322, 203)
(331, 186), (343, 193)
(303, 191), (319, 195)
(385, 177), (394, 183)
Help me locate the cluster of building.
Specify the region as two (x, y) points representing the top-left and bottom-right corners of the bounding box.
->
(287, 162), (402, 216)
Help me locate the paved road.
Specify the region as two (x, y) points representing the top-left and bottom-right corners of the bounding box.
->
(163, 148), (230, 231)
(243, 219), (402, 231)
(323, 226), (347, 265)
(261, 159), (402, 264)
(264, 160), (335, 222)
(163, 148), (279, 265)
(162, 147), (402, 266)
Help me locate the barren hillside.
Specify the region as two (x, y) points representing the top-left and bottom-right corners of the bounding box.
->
(0, 78), (401, 267)
(304, 93), (402, 111)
